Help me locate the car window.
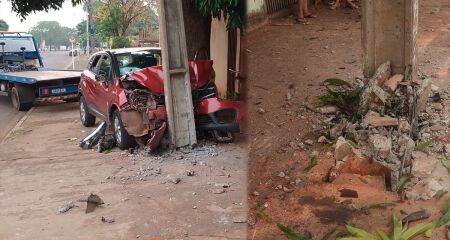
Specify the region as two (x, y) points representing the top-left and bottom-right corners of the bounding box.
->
(95, 55), (113, 82)
(89, 55), (101, 73)
(115, 50), (162, 76)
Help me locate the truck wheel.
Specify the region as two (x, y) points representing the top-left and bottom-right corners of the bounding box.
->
(113, 109), (136, 150)
(80, 96), (96, 127)
(10, 87), (33, 111)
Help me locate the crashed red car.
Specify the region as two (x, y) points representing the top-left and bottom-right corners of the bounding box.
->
(78, 47), (244, 150)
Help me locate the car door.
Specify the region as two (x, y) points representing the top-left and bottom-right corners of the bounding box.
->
(81, 54), (101, 109)
(91, 54), (113, 118)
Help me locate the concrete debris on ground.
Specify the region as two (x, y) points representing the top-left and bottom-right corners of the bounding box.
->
(58, 201), (75, 214)
(101, 216), (115, 223)
(85, 193), (104, 213)
(316, 61), (448, 197)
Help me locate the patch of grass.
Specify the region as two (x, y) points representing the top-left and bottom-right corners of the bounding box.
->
(8, 128), (32, 138)
(347, 139), (359, 149)
(303, 156), (318, 173)
(414, 140), (433, 151)
(317, 78), (362, 114)
(252, 203), (272, 223)
(396, 175), (411, 193)
(441, 154), (450, 173)
(277, 224), (310, 240)
(434, 189), (448, 199)
(436, 199), (450, 228)
(103, 149), (112, 154)
(361, 203), (397, 211)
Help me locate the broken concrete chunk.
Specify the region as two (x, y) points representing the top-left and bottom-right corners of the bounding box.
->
(58, 201), (75, 214)
(363, 111), (398, 127)
(368, 134), (391, 159)
(85, 194), (104, 214)
(411, 151), (439, 178)
(330, 122), (346, 139)
(398, 120), (411, 134)
(317, 105), (338, 114)
(166, 174), (181, 184)
(416, 78), (432, 113)
(383, 74), (404, 92)
(359, 82), (390, 115)
(372, 61), (392, 86)
(335, 137), (353, 161)
(101, 216), (115, 223)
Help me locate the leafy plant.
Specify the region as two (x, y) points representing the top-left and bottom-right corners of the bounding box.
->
(441, 154), (450, 173)
(414, 140), (433, 151)
(194, 0), (245, 29)
(277, 224), (310, 240)
(303, 156), (318, 173)
(396, 175), (411, 193)
(338, 213), (434, 240)
(318, 78), (362, 114)
(361, 203), (397, 211)
(436, 199), (450, 228)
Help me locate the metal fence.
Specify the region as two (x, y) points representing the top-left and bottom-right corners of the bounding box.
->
(265, 0), (297, 15)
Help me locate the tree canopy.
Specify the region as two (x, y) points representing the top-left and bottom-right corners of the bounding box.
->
(7, 0), (84, 19)
(0, 19), (9, 31)
(29, 21), (76, 47)
(194, 0), (246, 29)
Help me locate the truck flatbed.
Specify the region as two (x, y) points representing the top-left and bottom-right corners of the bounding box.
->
(0, 70), (82, 84)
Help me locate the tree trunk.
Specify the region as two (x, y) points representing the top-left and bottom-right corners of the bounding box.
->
(181, 0), (211, 60)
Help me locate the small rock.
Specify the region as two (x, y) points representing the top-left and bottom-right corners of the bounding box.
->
(412, 152), (438, 178)
(283, 187), (294, 193)
(257, 108), (266, 114)
(305, 139), (314, 146)
(318, 136), (330, 143)
(363, 111), (398, 127)
(398, 120), (411, 133)
(212, 188), (226, 194)
(277, 172), (286, 178)
(383, 74), (404, 92)
(58, 201), (75, 214)
(186, 169), (195, 176)
(253, 191), (260, 196)
(101, 216), (115, 223)
(317, 105), (338, 114)
(335, 137), (353, 161)
(167, 175), (181, 184)
(295, 178), (303, 185)
(232, 216), (247, 223)
(368, 134), (391, 159)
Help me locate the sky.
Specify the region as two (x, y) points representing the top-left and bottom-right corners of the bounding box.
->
(0, 1), (86, 32)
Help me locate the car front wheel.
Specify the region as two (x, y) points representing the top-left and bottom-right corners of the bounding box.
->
(113, 109), (136, 150)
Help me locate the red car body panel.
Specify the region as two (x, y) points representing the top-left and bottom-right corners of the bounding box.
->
(125, 60), (214, 94)
(195, 97), (245, 124)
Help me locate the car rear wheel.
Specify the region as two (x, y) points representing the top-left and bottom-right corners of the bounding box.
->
(80, 96), (96, 127)
(10, 86), (33, 111)
(113, 109), (136, 150)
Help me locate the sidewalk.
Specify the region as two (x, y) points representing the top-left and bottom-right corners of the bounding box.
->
(0, 103), (247, 239)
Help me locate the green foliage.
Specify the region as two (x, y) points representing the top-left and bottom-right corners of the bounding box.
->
(111, 36), (130, 49)
(303, 156), (318, 173)
(277, 224), (310, 240)
(396, 175), (411, 193)
(414, 140), (433, 151)
(434, 190), (448, 199)
(318, 78), (362, 114)
(441, 154), (450, 173)
(0, 19), (9, 31)
(7, 0), (84, 19)
(29, 21), (76, 47)
(194, 0), (246, 29)
(339, 213), (435, 240)
(436, 199), (450, 228)
(361, 203), (397, 211)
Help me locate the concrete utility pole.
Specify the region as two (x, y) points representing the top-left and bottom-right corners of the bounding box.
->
(362, 0), (418, 81)
(158, 0), (197, 148)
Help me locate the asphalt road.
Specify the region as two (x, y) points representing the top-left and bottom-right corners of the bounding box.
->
(0, 51), (81, 141)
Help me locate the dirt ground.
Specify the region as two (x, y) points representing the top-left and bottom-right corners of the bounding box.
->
(246, 0), (450, 239)
(0, 103), (248, 239)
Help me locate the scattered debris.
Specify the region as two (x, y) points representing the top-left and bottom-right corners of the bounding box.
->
(277, 224), (310, 240)
(166, 174), (181, 184)
(186, 169), (195, 176)
(402, 210), (430, 224)
(101, 216), (115, 223)
(396, 175), (411, 193)
(361, 203), (397, 211)
(58, 201), (75, 214)
(339, 188), (358, 198)
(80, 122), (107, 150)
(85, 193), (104, 214)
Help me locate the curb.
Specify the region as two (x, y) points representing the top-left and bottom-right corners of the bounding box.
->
(1, 107), (35, 144)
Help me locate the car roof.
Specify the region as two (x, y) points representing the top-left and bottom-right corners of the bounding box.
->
(105, 47), (161, 55)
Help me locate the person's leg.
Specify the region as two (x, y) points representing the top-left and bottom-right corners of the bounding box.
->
(346, 0), (359, 9)
(330, 0), (340, 9)
(302, 0), (317, 18)
(297, 0), (305, 19)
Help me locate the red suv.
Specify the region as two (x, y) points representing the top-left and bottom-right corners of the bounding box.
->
(79, 47), (243, 150)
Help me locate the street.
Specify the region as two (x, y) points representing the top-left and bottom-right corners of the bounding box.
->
(0, 51), (86, 141)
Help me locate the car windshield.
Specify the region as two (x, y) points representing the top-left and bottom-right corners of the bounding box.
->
(115, 50), (162, 76)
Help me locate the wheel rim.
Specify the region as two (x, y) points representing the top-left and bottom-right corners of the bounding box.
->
(80, 100), (86, 123)
(114, 115), (122, 145)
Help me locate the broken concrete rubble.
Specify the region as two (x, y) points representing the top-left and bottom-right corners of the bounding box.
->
(334, 137), (353, 162)
(363, 111), (398, 127)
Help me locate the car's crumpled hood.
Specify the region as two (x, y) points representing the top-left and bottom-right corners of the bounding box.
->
(123, 60), (213, 95)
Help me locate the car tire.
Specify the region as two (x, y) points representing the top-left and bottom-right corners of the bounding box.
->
(10, 86), (33, 111)
(113, 109), (136, 150)
(80, 96), (96, 127)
